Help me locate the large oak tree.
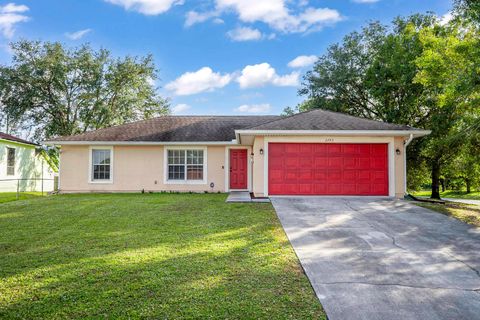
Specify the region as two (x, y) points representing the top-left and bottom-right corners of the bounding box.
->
(0, 40), (169, 140)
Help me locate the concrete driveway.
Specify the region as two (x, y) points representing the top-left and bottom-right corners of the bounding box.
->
(271, 197), (480, 320)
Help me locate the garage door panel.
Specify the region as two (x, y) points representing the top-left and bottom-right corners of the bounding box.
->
(299, 169), (313, 180)
(269, 157), (283, 169)
(343, 184), (356, 194)
(268, 143), (388, 196)
(285, 144), (300, 154)
(328, 170), (342, 180)
(328, 144), (342, 154)
(343, 158), (356, 169)
(314, 184), (327, 194)
(314, 157), (328, 168)
(300, 157), (313, 167)
(358, 158), (371, 169)
(285, 158), (299, 168)
(342, 144), (357, 154)
(329, 157), (343, 167)
(357, 184), (372, 194)
(314, 170), (328, 180)
(314, 144), (328, 154)
(343, 170), (356, 181)
(328, 184), (343, 194)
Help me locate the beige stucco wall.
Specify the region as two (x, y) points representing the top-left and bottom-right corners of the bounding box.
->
(59, 145), (226, 193)
(394, 136), (406, 198)
(252, 137), (265, 197)
(59, 135), (407, 197)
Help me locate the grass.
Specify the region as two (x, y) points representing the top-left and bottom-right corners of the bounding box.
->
(412, 190), (480, 200)
(0, 192), (44, 204)
(0, 193), (325, 319)
(414, 201), (480, 227)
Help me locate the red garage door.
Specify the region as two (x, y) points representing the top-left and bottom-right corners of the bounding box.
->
(268, 143), (388, 196)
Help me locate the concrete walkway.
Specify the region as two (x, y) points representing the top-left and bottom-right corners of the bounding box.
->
(225, 191), (270, 203)
(271, 197), (480, 320)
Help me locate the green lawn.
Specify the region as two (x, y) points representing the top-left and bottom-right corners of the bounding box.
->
(412, 190), (480, 200)
(0, 192), (44, 204)
(413, 201), (480, 227)
(0, 193), (324, 319)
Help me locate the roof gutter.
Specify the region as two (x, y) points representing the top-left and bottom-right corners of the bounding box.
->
(43, 140), (239, 146)
(235, 129), (431, 137)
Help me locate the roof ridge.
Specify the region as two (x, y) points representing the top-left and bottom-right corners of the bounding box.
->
(243, 109), (319, 130)
(314, 108), (413, 128)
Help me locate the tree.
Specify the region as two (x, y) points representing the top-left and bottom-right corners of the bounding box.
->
(454, 0), (480, 22)
(414, 19), (480, 197)
(296, 14), (480, 199)
(0, 40), (169, 141)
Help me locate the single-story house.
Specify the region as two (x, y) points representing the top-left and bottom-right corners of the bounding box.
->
(0, 132), (56, 192)
(45, 109), (430, 198)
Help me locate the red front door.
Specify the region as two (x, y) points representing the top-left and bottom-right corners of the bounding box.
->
(268, 143), (388, 196)
(230, 149), (248, 189)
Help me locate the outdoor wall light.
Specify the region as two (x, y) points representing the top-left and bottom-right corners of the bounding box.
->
(259, 148), (264, 155)
(396, 148), (401, 155)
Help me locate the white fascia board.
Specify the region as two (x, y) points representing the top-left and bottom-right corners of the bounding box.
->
(43, 140), (239, 146)
(235, 130), (431, 137)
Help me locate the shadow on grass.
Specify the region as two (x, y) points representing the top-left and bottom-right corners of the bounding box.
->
(0, 193), (324, 319)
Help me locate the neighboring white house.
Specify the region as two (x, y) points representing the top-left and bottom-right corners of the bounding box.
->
(0, 132), (56, 193)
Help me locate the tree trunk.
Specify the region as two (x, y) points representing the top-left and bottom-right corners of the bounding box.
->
(466, 178), (471, 194)
(431, 160), (441, 199)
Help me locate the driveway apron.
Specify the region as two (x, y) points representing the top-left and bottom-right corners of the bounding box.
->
(271, 197), (480, 320)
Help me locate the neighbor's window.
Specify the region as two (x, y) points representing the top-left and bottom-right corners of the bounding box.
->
(91, 149), (112, 181)
(6, 147), (15, 176)
(167, 149), (204, 181)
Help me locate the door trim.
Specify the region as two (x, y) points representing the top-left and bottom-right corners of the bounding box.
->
(225, 146), (252, 192)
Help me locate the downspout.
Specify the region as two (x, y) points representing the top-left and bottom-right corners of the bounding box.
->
(404, 133), (414, 195)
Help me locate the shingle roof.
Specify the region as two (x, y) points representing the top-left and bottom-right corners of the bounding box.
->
(245, 109), (416, 131)
(0, 132), (38, 146)
(48, 109), (422, 143)
(50, 116), (281, 142)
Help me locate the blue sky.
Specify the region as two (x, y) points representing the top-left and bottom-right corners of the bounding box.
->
(0, 0), (452, 116)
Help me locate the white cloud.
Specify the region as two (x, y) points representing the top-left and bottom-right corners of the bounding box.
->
(237, 63), (299, 89)
(65, 28), (92, 40)
(0, 3), (29, 38)
(439, 12), (453, 26)
(352, 0), (380, 3)
(104, 0), (184, 15)
(214, 0), (342, 33)
(1, 3), (28, 13)
(288, 55), (317, 68)
(227, 26), (262, 41)
(172, 103), (191, 114)
(212, 17), (224, 24)
(235, 103), (271, 113)
(165, 67), (232, 96)
(185, 10), (216, 27)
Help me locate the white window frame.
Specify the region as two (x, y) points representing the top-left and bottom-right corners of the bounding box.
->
(88, 146), (114, 184)
(164, 146), (207, 185)
(6, 147), (15, 176)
